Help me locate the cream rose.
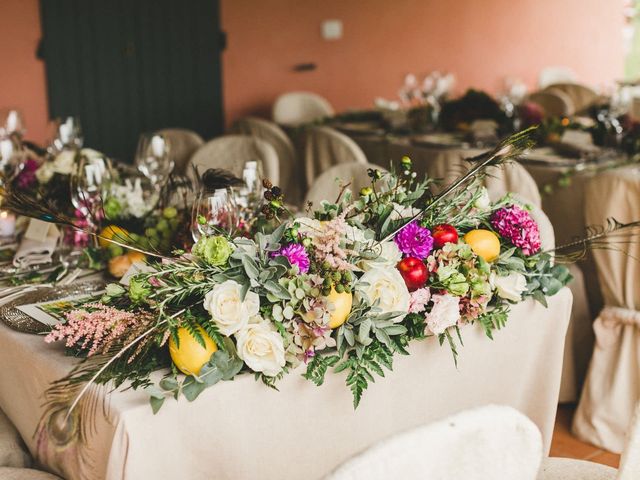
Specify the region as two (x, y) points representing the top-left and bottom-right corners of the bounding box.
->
(491, 272), (527, 302)
(35, 163), (55, 184)
(359, 241), (402, 271)
(425, 293), (460, 334)
(358, 267), (410, 321)
(235, 319), (286, 377)
(52, 150), (76, 175)
(203, 280), (259, 336)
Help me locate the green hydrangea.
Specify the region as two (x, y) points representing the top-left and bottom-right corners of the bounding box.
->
(129, 276), (152, 304)
(103, 197), (122, 219)
(193, 235), (233, 266)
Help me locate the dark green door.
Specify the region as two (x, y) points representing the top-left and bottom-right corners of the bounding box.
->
(39, 0), (224, 161)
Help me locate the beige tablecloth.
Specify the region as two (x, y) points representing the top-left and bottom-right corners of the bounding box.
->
(0, 288), (572, 480)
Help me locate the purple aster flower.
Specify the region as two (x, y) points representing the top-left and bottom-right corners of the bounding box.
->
(394, 221), (434, 259)
(491, 205), (541, 255)
(272, 243), (310, 273)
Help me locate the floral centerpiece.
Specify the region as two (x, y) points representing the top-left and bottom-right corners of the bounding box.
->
(2, 128), (638, 424)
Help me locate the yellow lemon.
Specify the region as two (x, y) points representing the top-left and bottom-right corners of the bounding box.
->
(107, 254), (132, 278)
(325, 287), (353, 329)
(126, 250), (147, 264)
(464, 229), (501, 262)
(169, 326), (218, 376)
(99, 225), (130, 248)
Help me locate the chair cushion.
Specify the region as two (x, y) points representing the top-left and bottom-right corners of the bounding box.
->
(537, 457), (617, 480)
(0, 467), (62, 480)
(0, 409), (31, 468)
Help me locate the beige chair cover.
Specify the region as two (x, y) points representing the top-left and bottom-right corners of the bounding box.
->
(325, 405), (543, 480)
(618, 402), (640, 479)
(305, 162), (388, 206)
(272, 91), (334, 127)
(0, 468), (62, 479)
(573, 167), (640, 453)
(482, 161), (543, 208)
(0, 409), (30, 468)
(189, 135), (280, 186)
(536, 458), (617, 479)
(538, 67), (578, 89)
(544, 83), (599, 113)
(155, 128), (204, 175)
(231, 117), (302, 204)
(304, 126), (368, 190)
(528, 91), (575, 117)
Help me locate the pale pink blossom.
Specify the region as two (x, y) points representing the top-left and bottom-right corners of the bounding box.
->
(409, 288), (431, 313)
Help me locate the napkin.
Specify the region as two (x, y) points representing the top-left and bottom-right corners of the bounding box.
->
(13, 234), (58, 269)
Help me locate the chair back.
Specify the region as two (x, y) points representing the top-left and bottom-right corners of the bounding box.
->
(527, 91), (575, 117)
(544, 83), (599, 113)
(189, 135), (279, 186)
(273, 92), (334, 126)
(325, 405), (543, 480)
(304, 126), (367, 189)
(0, 408), (31, 468)
(155, 128), (204, 175)
(538, 66), (578, 89)
(305, 162), (387, 206)
(231, 117), (301, 203)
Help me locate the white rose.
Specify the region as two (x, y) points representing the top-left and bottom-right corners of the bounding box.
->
(358, 267), (410, 321)
(359, 241), (402, 271)
(236, 319), (286, 377)
(52, 150), (76, 175)
(425, 293), (460, 334)
(474, 187), (491, 211)
(491, 272), (527, 302)
(203, 280), (260, 335)
(35, 163), (55, 184)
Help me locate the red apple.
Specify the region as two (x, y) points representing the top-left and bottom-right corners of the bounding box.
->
(432, 223), (458, 249)
(397, 256), (428, 291)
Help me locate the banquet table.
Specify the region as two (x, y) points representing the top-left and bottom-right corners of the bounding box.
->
(0, 288), (572, 480)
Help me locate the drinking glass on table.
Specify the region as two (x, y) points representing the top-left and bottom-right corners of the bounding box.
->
(52, 116), (83, 152)
(70, 154), (112, 233)
(135, 133), (174, 188)
(234, 160), (263, 214)
(191, 187), (238, 242)
(0, 109), (25, 138)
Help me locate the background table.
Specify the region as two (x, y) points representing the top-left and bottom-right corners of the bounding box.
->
(0, 288), (572, 480)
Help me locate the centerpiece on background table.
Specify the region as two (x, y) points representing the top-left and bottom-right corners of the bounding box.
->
(2, 128), (640, 460)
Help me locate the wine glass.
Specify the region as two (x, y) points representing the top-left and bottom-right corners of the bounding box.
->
(70, 154), (111, 231)
(135, 133), (174, 187)
(234, 160), (263, 212)
(52, 117), (83, 152)
(0, 136), (23, 185)
(0, 109), (24, 137)
(191, 187), (237, 242)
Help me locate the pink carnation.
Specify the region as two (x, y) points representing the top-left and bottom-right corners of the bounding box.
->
(409, 288), (431, 313)
(394, 221), (434, 259)
(491, 205), (541, 256)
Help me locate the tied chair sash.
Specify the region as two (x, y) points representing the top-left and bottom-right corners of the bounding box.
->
(594, 306), (640, 348)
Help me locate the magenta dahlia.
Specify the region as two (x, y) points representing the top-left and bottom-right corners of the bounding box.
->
(272, 243), (310, 273)
(491, 205), (541, 255)
(394, 221), (434, 259)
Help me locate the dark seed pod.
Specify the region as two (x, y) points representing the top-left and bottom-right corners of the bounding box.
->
(271, 186), (282, 197)
(263, 179), (273, 189)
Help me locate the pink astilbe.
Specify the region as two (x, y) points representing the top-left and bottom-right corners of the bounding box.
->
(312, 214), (355, 271)
(45, 303), (153, 357)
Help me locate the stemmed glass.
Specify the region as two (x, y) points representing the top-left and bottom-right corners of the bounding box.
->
(70, 154), (111, 234)
(135, 133), (174, 188)
(0, 109), (24, 138)
(234, 160), (264, 215)
(191, 187), (238, 242)
(52, 117), (83, 152)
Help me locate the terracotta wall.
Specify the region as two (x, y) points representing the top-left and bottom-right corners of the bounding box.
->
(221, 0), (626, 124)
(0, 0), (626, 144)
